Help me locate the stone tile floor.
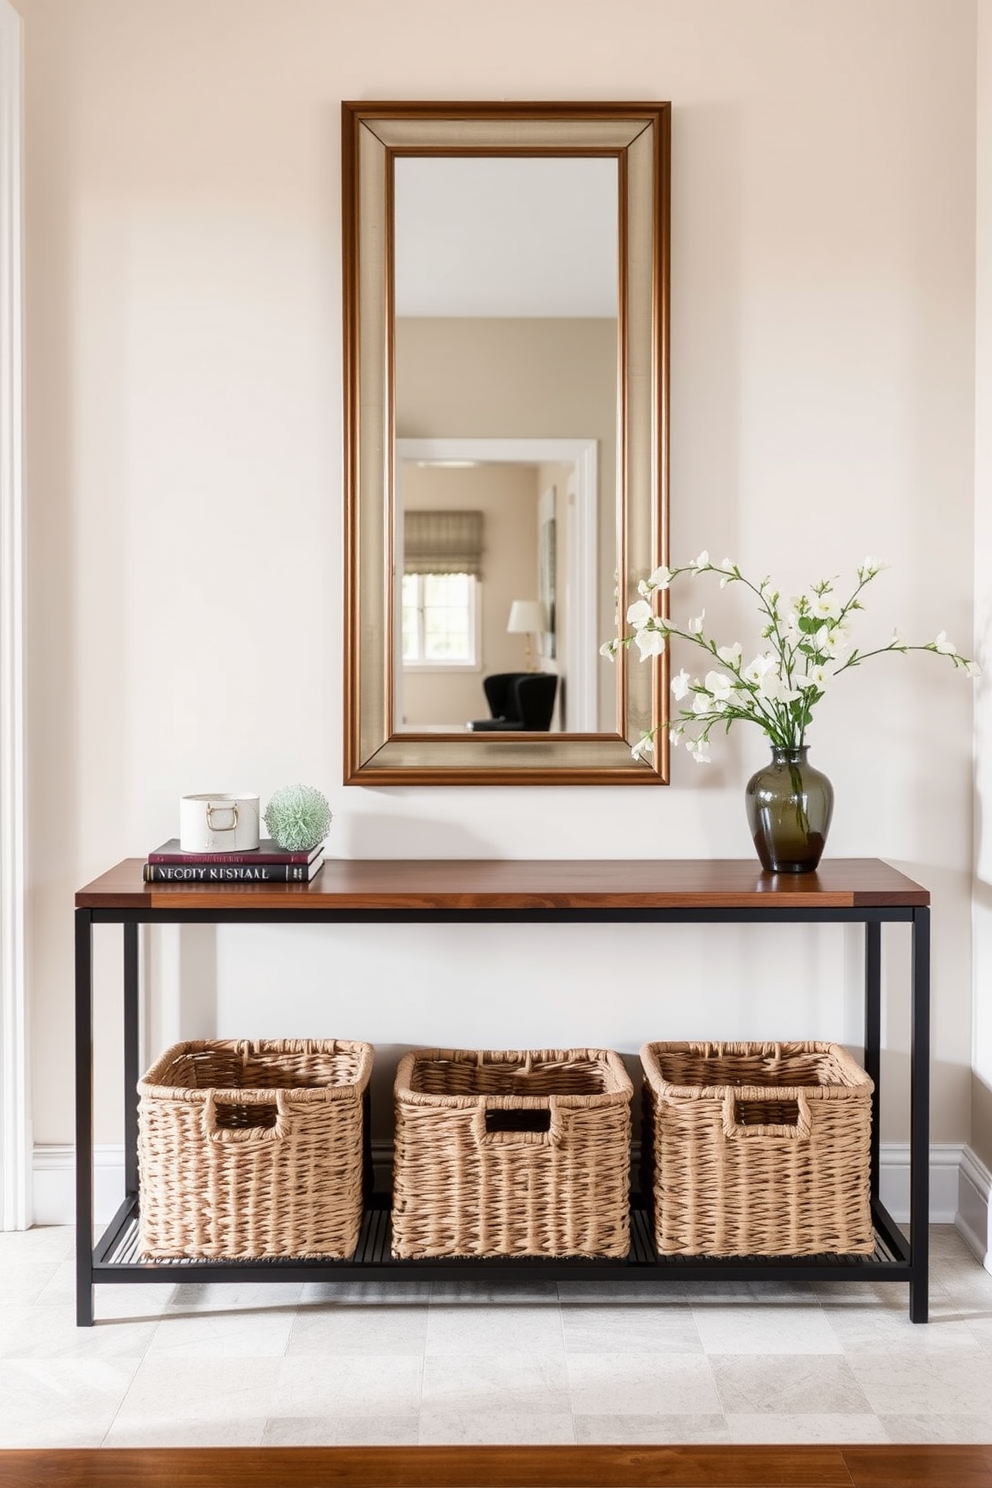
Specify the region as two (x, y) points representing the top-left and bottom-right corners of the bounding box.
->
(2, 1225), (991, 1448)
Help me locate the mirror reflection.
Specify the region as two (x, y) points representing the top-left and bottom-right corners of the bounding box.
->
(393, 158), (618, 735)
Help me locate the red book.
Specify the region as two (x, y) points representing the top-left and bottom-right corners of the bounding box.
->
(146, 837), (324, 866)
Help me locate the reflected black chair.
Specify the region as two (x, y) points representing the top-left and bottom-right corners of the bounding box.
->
(468, 672), (558, 732)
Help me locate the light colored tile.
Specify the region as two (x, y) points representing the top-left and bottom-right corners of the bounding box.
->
(146, 1307), (295, 1359)
(428, 1280), (559, 1306)
(0, 1303), (156, 1361)
(273, 1353), (423, 1418)
(557, 1279), (690, 1304)
(262, 1415), (420, 1446)
(0, 1358), (138, 1448)
(849, 1352), (992, 1416)
(727, 1412), (889, 1443)
(693, 1304), (841, 1356)
(427, 1302), (564, 1356)
(0, 1258), (62, 1307)
(574, 1413), (729, 1444)
(822, 1300), (986, 1355)
(113, 1355), (281, 1424)
(711, 1355), (872, 1416)
(422, 1352), (570, 1415)
(288, 1303), (429, 1356)
(566, 1352), (721, 1416)
(0, 1226), (75, 1261)
(808, 1278), (913, 1310)
(301, 1279), (433, 1306)
(103, 1417), (267, 1447)
(965, 1315), (992, 1355)
(418, 1410), (575, 1444)
(36, 1261), (179, 1316)
(880, 1413), (992, 1443)
(94, 1283), (184, 1319)
(929, 1271), (992, 1309)
(561, 1303), (702, 1355)
(166, 1281), (304, 1311)
(745, 1280), (822, 1302)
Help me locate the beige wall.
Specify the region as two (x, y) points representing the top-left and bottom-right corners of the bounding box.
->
(973, 0), (992, 1173)
(16, 1), (979, 1163)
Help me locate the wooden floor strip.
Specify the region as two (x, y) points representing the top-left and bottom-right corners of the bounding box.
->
(0, 1444), (989, 1488)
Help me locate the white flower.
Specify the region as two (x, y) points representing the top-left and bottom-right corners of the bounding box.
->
(704, 669), (735, 702)
(687, 609), (706, 635)
(626, 598), (652, 628)
(966, 660), (982, 677)
(691, 550), (710, 570)
(634, 625), (667, 658)
(811, 592), (837, 619)
(742, 653), (777, 685)
(756, 669), (786, 702)
(933, 631), (957, 655)
(646, 564), (673, 591)
(671, 668), (691, 700)
(599, 640), (617, 660)
(689, 738), (711, 763)
(858, 556), (885, 579)
(669, 724), (685, 743)
(796, 663), (831, 690)
(717, 642), (742, 666)
(815, 623), (849, 657)
(692, 689), (715, 714)
(717, 557), (737, 588)
(631, 733), (654, 760)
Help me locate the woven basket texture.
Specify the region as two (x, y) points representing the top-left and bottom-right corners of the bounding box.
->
(137, 1038), (373, 1260)
(391, 1047), (633, 1259)
(640, 1040), (874, 1257)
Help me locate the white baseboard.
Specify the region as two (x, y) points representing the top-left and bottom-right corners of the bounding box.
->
(956, 1145), (992, 1272)
(31, 1145), (128, 1228)
(26, 1141), (992, 1263)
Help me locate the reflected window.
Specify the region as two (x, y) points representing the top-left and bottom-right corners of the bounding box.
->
(402, 572), (479, 668)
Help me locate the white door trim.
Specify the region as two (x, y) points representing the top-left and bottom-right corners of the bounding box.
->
(0, 0), (27, 1231)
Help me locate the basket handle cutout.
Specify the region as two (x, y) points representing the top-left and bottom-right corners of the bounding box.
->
(484, 1108), (551, 1135)
(722, 1091), (812, 1141)
(471, 1097), (564, 1147)
(202, 1089), (290, 1143)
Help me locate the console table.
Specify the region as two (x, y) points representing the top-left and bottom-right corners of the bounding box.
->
(74, 857), (931, 1325)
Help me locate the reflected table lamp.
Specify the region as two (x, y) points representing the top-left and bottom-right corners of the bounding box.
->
(507, 599), (545, 672)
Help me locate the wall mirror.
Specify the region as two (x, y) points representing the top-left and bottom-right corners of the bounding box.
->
(342, 101), (670, 784)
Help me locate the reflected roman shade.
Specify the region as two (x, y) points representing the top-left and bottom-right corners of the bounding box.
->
(403, 510), (484, 577)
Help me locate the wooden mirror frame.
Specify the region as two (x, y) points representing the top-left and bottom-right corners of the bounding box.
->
(342, 101), (670, 785)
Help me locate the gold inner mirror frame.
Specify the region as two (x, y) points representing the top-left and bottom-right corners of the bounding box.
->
(342, 101), (670, 785)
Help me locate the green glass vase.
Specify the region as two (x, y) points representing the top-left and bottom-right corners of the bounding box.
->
(744, 745), (834, 873)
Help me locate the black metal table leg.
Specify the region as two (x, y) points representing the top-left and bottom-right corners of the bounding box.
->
(909, 905), (931, 1323)
(122, 923), (140, 1198)
(863, 920), (882, 1206)
(74, 909), (95, 1327)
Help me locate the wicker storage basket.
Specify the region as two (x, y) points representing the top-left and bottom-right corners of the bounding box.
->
(640, 1041), (874, 1256)
(137, 1038), (373, 1260)
(391, 1047), (633, 1259)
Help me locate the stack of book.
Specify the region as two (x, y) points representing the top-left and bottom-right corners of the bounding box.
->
(143, 838), (325, 883)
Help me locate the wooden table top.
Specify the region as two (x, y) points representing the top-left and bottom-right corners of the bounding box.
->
(76, 858), (930, 911)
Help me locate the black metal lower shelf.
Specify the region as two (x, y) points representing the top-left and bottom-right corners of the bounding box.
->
(91, 1194), (914, 1288)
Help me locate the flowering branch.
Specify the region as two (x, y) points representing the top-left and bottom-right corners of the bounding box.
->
(601, 552), (979, 763)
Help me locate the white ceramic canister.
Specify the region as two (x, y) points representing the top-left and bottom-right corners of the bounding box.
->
(179, 793), (260, 853)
